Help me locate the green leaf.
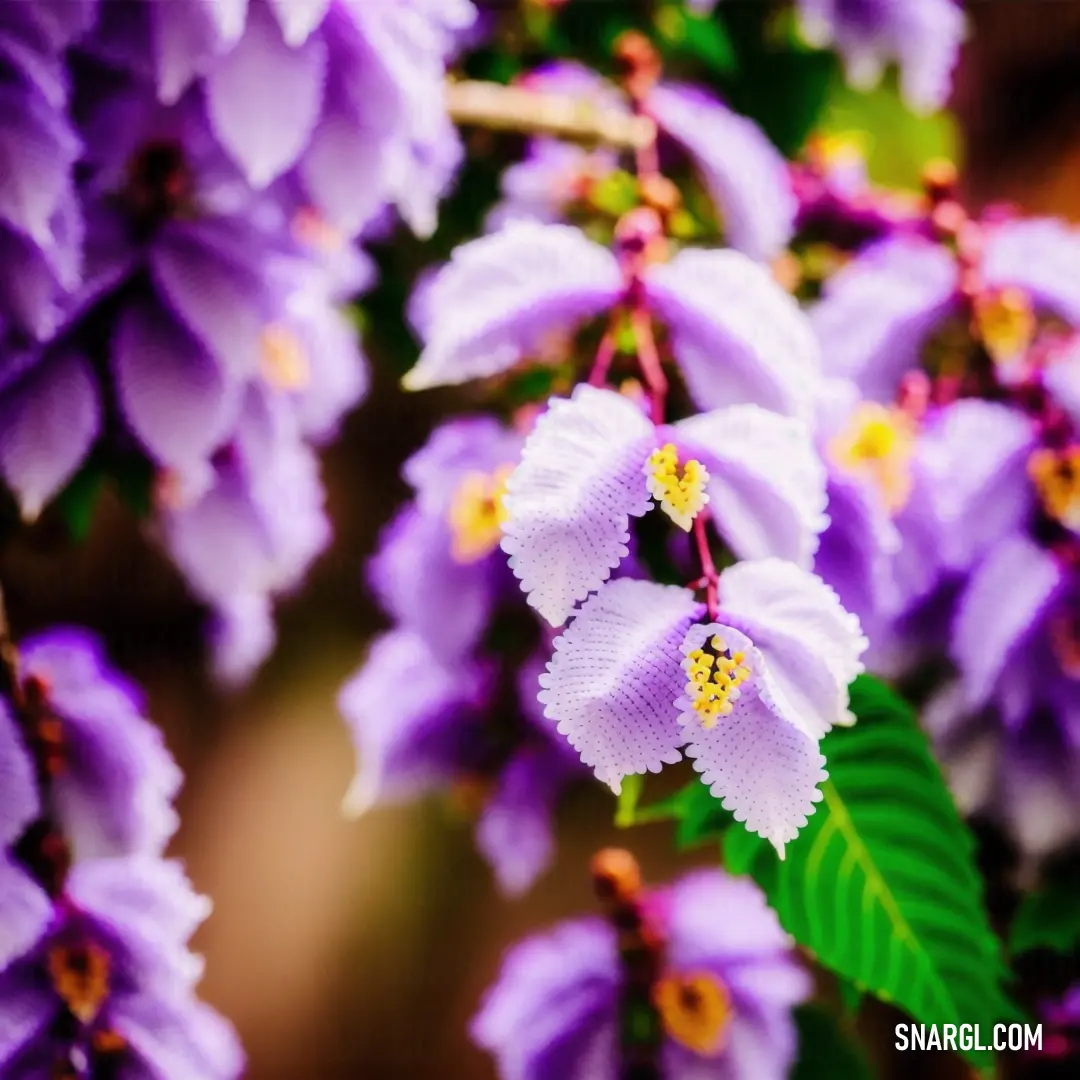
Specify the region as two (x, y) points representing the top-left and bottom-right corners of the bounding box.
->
(724, 675), (1014, 1067)
(55, 461), (106, 542)
(791, 1005), (872, 1080)
(1010, 862), (1080, 956)
(655, 4), (737, 75)
(615, 773), (647, 828)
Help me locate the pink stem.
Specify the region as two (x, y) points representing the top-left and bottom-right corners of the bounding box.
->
(693, 514), (719, 620)
(629, 306), (667, 423)
(588, 325), (618, 388)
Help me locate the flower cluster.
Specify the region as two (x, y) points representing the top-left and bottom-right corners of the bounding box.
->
(472, 849), (809, 1080)
(811, 170), (1080, 855)
(0, 0), (474, 682)
(0, 627), (240, 1078)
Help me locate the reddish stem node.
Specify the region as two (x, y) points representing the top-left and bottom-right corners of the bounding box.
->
(692, 514), (719, 620)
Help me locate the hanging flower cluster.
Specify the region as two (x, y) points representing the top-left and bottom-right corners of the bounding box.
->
(0, 627), (240, 1078)
(472, 849), (809, 1080)
(0, 0), (474, 682)
(811, 170), (1080, 856)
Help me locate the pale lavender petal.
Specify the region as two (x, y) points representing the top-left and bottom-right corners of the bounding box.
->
(537, 580), (702, 792)
(470, 918), (618, 1080)
(476, 747), (562, 897)
(368, 507), (493, 665)
(673, 405), (828, 568)
(150, 222), (269, 380)
(0, 701), (37, 848)
(339, 630), (483, 815)
(266, 0), (330, 45)
(0, 855), (49, 970)
(952, 535), (1067, 712)
(206, 1), (327, 187)
(1045, 345), (1080, 428)
(811, 235), (957, 401)
(982, 217), (1080, 327)
(152, 0), (246, 106)
(20, 629), (183, 857)
(717, 559), (867, 738)
(112, 298), (239, 479)
(501, 386), (654, 626)
(403, 222), (622, 390)
(648, 83), (795, 262)
(210, 592), (277, 686)
(916, 399), (1036, 569)
(0, 351), (99, 520)
(644, 247), (821, 421)
(678, 626), (826, 857)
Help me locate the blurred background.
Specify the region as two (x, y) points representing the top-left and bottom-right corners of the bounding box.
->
(6, 3), (1080, 1079)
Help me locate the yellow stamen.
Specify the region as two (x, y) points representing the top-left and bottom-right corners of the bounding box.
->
(645, 444), (710, 531)
(654, 970), (731, 1057)
(828, 402), (917, 514)
(973, 287), (1036, 365)
(1029, 446), (1080, 532)
(447, 464), (515, 564)
(260, 324), (310, 391)
(48, 942), (111, 1024)
(683, 635), (751, 729)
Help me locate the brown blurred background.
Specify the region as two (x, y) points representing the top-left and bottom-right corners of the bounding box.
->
(6, 4), (1080, 1079)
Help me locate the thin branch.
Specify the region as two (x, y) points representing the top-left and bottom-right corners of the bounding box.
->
(446, 78), (656, 151)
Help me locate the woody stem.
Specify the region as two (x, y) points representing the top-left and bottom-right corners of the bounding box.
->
(630, 307), (667, 423)
(693, 514), (719, 620)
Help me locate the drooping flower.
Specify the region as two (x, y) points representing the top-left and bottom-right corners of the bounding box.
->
(796, 0), (965, 113)
(0, 626), (242, 1078)
(485, 61), (795, 261)
(84, 0), (476, 238)
(472, 860), (810, 1080)
(367, 415), (525, 665)
(538, 564), (866, 854)
(501, 384), (827, 626)
(813, 217), (1080, 403)
(160, 385), (332, 684)
(339, 629), (581, 895)
(403, 219), (821, 422)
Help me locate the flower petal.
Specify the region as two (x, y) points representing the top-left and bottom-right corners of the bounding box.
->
(476, 746), (565, 898)
(716, 559), (867, 738)
(338, 630), (484, 816)
(266, 0), (330, 45)
(647, 83), (795, 261)
(205, 0), (327, 187)
(501, 386), (654, 626)
(538, 579), (703, 791)
(644, 247), (821, 421)
(112, 298), (239, 481)
(0, 854), (50, 969)
(1045, 345), (1080, 429)
(0, 350), (100, 521)
(811, 235), (957, 401)
(982, 218), (1080, 327)
(0, 701), (38, 848)
(952, 534), (1067, 713)
(674, 404), (827, 568)
(678, 625), (827, 858)
(403, 221), (622, 390)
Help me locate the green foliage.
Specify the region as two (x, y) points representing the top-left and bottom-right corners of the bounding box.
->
(654, 3), (737, 75)
(816, 71), (957, 190)
(791, 1005), (872, 1080)
(721, 676), (1014, 1066)
(55, 451), (155, 542)
(616, 772), (734, 849)
(1010, 859), (1080, 957)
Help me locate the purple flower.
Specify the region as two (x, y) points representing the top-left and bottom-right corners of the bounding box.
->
(813, 219), (1080, 402)
(487, 62), (795, 261)
(538, 563), (866, 855)
(403, 220), (821, 421)
(0, 626), (242, 1078)
(472, 867), (810, 1080)
(161, 386), (332, 683)
(797, 0), (965, 112)
(501, 385), (827, 626)
(339, 630), (580, 895)
(0, 857), (242, 1080)
(368, 415), (525, 664)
